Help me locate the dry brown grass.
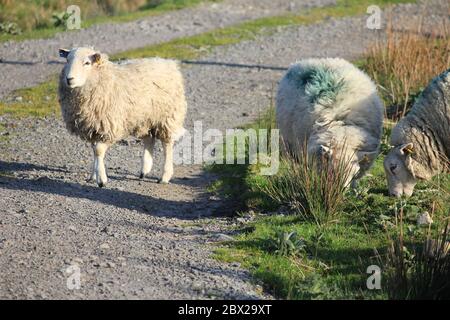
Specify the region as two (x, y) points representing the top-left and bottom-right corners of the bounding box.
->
(259, 143), (355, 227)
(0, 0), (160, 31)
(364, 18), (450, 120)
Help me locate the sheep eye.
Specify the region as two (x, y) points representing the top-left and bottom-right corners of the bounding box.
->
(84, 61), (91, 66)
(390, 164), (397, 175)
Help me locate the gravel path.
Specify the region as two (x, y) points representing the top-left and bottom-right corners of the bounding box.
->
(0, 0), (448, 299)
(0, 0), (336, 99)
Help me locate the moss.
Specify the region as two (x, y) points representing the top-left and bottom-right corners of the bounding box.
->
(0, 78), (59, 118)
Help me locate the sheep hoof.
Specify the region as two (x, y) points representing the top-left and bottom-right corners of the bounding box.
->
(98, 182), (105, 188)
(157, 179), (169, 185)
(139, 173), (145, 179)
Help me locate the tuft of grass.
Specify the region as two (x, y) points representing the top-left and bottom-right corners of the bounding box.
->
(260, 147), (354, 227)
(383, 205), (450, 300)
(362, 18), (450, 120)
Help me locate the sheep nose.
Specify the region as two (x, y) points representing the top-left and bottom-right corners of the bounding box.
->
(66, 77), (74, 85)
(390, 191), (402, 198)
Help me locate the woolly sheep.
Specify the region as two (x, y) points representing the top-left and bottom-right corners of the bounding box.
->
(58, 47), (187, 187)
(276, 58), (384, 186)
(384, 69), (450, 197)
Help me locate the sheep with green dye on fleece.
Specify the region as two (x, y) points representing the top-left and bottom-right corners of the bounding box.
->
(276, 58), (384, 187)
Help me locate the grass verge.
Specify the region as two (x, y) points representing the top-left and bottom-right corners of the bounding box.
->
(0, 78), (59, 118)
(114, 0), (416, 60)
(210, 109), (450, 299)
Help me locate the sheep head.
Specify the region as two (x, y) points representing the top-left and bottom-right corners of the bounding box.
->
(384, 143), (418, 197)
(59, 47), (108, 88)
(311, 145), (377, 187)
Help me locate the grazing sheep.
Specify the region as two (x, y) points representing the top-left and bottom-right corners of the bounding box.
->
(384, 69), (450, 197)
(276, 58), (384, 186)
(58, 47), (187, 187)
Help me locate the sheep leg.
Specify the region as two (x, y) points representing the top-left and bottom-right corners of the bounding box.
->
(159, 140), (174, 184)
(140, 136), (156, 179)
(94, 142), (109, 188)
(88, 144), (98, 182)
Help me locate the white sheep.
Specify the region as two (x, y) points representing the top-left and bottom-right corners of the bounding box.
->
(384, 69), (450, 197)
(58, 47), (187, 187)
(276, 58), (384, 186)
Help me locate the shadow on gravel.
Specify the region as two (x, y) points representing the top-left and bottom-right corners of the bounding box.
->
(181, 60), (288, 71)
(0, 59), (64, 65)
(0, 160), (70, 174)
(0, 160), (215, 219)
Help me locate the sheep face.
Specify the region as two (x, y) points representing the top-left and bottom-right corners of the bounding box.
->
(312, 145), (362, 187)
(59, 47), (103, 88)
(384, 143), (417, 197)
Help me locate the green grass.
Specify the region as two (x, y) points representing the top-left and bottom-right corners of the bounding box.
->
(0, 77), (59, 118)
(0, 0), (216, 43)
(0, 0), (415, 118)
(210, 109), (450, 299)
(214, 217), (388, 299)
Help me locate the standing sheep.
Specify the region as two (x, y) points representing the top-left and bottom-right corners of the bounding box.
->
(58, 47), (187, 187)
(384, 69), (450, 197)
(276, 58), (384, 186)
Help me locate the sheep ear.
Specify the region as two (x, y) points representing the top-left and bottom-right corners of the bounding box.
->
(399, 143), (414, 155)
(91, 53), (102, 64)
(91, 53), (109, 65)
(90, 52), (104, 64)
(59, 48), (70, 58)
(319, 145), (333, 158)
